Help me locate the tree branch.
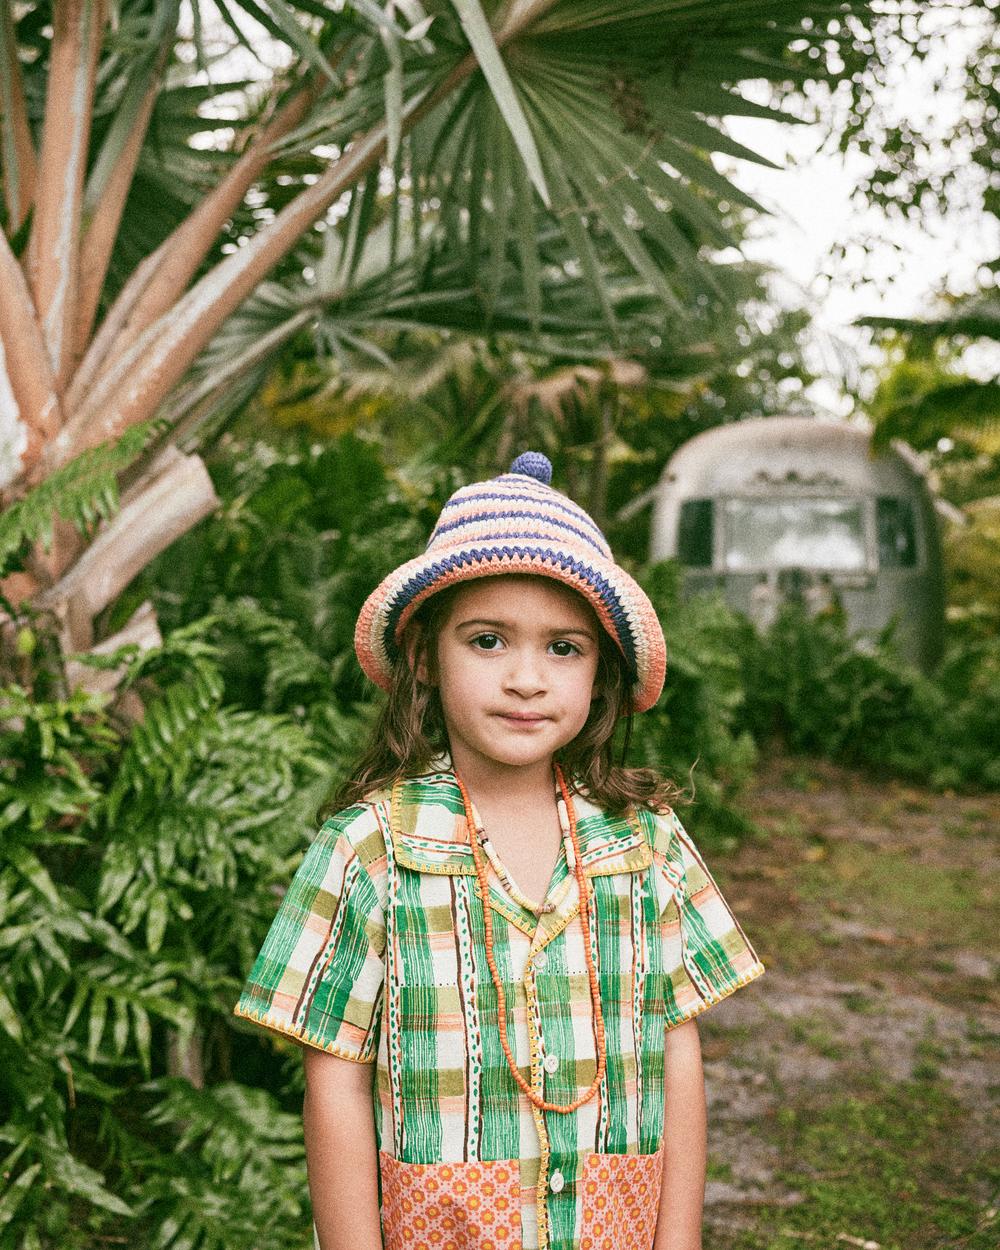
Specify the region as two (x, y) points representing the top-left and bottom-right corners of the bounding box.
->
(67, 69), (324, 412)
(72, 25), (176, 366)
(38, 123), (390, 478)
(26, 0), (107, 389)
(37, 0), (562, 477)
(0, 232), (62, 468)
(0, 3), (38, 230)
(33, 446), (218, 627)
(63, 598), (162, 697)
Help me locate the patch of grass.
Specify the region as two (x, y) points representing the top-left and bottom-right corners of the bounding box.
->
(713, 1074), (999, 1250)
(896, 790), (936, 814)
(841, 991), (877, 1014)
(794, 843), (993, 950)
(785, 765), (823, 792)
(952, 804), (992, 823)
(754, 917), (823, 974)
(770, 813), (809, 840)
(789, 1015), (844, 1060)
(965, 1017), (999, 1048)
(942, 816), (986, 839)
(700, 1018), (753, 1045)
(707, 1157), (734, 1182)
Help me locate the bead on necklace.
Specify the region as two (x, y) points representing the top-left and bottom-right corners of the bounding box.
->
(466, 797), (573, 916)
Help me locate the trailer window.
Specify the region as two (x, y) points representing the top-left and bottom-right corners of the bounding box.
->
(723, 498), (866, 571)
(877, 497), (918, 568)
(678, 499), (714, 567)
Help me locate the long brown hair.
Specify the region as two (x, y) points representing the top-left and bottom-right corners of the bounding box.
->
(330, 580), (686, 816)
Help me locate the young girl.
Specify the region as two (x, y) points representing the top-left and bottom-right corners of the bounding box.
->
(234, 452), (765, 1250)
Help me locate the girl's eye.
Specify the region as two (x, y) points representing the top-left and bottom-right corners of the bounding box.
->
(549, 640), (581, 657)
(471, 633), (503, 651)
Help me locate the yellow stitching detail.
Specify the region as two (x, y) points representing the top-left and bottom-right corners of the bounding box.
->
(524, 963), (551, 1250)
(583, 843), (653, 877)
(232, 1004), (377, 1063)
(663, 961), (766, 1031)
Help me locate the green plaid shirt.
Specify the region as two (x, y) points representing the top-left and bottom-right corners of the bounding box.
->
(234, 763), (764, 1250)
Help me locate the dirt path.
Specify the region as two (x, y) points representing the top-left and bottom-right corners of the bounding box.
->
(697, 753), (999, 1250)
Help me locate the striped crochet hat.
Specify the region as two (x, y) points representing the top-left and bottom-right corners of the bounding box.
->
(354, 452), (666, 713)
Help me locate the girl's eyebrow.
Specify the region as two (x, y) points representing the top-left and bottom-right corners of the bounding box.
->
(455, 617), (596, 640)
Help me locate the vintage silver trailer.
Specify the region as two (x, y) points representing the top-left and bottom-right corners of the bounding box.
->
(650, 416), (946, 670)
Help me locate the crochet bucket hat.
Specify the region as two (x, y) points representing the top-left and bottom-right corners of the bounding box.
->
(353, 452), (666, 713)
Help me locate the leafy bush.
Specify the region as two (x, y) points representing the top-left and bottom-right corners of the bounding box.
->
(738, 603), (1000, 790)
(0, 630), (335, 1249)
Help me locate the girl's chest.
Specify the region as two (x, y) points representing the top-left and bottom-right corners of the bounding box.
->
(379, 861), (671, 1171)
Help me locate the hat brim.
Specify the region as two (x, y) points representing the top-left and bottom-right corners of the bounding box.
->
(354, 542), (666, 714)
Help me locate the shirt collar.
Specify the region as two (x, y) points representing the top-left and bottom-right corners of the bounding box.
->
(388, 759), (652, 878)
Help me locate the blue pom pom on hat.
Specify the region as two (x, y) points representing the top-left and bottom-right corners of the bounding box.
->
(509, 450), (553, 485)
(354, 450), (666, 713)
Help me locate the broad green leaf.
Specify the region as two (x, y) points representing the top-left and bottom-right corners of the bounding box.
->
(380, 23), (404, 165)
(43, 1149), (133, 1216)
(112, 995), (131, 1055)
(0, 984), (22, 1042)
(96, 842), (137, 915)
(88, 991), (108, 1062)
(131, 1001), (152, 1076)
(6, 847), (61, 907)
(0, 1163), (41, 1230)
(146, 890), (170, 954)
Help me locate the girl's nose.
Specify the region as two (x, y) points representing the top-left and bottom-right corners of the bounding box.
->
(502, 648), (547, 696)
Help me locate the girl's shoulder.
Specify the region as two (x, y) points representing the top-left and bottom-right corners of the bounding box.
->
(316, 786), (394, 874)
(623, 800), (689, 861)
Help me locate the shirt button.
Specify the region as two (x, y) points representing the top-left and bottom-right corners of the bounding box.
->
(543, 1053), (559, 1074)
(549, 1170), (565, 1193)
(533, 950), (548, 970)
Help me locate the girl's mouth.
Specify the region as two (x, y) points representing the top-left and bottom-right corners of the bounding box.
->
(495, 712), (549, 725)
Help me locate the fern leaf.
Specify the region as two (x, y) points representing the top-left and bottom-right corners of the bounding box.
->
(0, 418), (168, 576)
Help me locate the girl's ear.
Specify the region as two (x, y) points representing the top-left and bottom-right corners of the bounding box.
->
(404, 622), (433, 685)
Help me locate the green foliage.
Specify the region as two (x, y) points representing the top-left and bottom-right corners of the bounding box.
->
(0, 419), (167, 578)
(0, 627), (334, 1248)
(627, 562), (760, 840)
(738, 602), (1000, 790)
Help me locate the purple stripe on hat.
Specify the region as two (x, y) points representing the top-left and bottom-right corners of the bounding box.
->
(385, 545), (638, 673)
(438, 488), (609, 548)
(429, 509), (609, 556)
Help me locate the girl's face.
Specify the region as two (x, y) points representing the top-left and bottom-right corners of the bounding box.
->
(418, 576), (601, 780)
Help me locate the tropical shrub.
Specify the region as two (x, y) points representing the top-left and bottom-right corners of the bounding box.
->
(0, 631), (335, 1248)
(738, 603), (1000, 791)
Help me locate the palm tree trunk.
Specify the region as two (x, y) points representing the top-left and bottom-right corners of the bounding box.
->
(30, 0), (563, 482)
(33, 447), (218, 650)
(68, 70), (324, 409)
(0, 3), (37, 230)
(27, 0), (107, 389)
(0, 234), (63, 465)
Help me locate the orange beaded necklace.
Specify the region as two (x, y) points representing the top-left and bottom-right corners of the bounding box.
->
(453, 763), (608, 1115)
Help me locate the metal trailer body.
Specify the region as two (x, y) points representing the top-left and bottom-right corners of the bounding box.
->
(650, 416), (946, 671)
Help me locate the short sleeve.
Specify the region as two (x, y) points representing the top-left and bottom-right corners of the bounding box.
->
(233, 806), (387, 1062)
(646, 806), (765, 1030)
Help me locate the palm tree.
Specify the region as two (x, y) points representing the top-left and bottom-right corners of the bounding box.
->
(1, 0), (875, 665)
